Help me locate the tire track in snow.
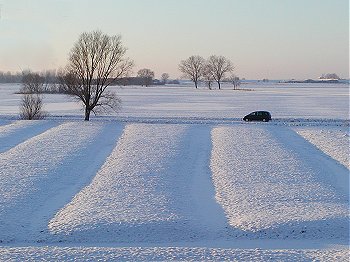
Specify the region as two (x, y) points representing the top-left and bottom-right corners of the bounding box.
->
(0, 122), (124, 242)
(48, 124), (227, 243)
(210, 125), (349, 239)
(0, 120), (58, 153)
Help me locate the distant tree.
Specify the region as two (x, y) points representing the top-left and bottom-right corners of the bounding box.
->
(59, 30), (133, 121)
(41, 69), (60, 93)
(178, 55), (205, 89)
(319, 73), (340, 80)
(229, 74), (241, 90)
(203, 65), (214, 90)
(161, 73), (169, 84)
(19, 94), (46, 120)
(0, 71), (23, 83)
(206, 55), (234, 89)
(137, 68), (155, 87)
(168, 79), (180, 85)
(20, 72), (44, 93)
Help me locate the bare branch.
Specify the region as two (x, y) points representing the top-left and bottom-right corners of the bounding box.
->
(137, 68), (155, 87)
(60, 30), (133, 120)
(19, 94), (46, 120)
(206, 55), (234, 89)
(178, 55), (205, 89)
(20, 72), (44, 94)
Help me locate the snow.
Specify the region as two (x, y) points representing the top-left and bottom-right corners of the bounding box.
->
(112, 84), (349, 120)
(48, 124), (227, 243)
(0, 122), (124, 242)
(293, 126), (349, 169)
(0, 120), (58, 153)
(0, 82), (348, 260)
(210, 125), (349, 239)
(0, 83), (348, 120)
(0, 246), (348, 261)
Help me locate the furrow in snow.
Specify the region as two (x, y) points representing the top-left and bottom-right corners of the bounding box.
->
(210, 125), (349, 239)
(0, 120), (58, 153)
(48, 124), (226, 243)
(0, 122), (124, 242)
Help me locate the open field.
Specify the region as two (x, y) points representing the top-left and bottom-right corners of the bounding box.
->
(0, 83), (349, 260)
(1, 82), (349, 121)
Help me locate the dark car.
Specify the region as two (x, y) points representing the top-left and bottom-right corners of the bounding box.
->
(243, 111), (271, 122)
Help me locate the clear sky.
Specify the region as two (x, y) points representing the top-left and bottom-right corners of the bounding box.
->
(0, 0), (349, 79)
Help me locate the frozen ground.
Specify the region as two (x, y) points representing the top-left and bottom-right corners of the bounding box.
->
(0, 83), (348, 260)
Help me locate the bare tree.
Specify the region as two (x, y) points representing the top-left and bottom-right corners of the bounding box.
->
(59, 30), (133, 121)
(20, 94), (46, 120)
(178, 55), (205, 89)
(203, 65), (214, 90)
(206, 55), (234, 89)
(229, 74), (241, 90)
(319, 73), (340, 80)
(137, 68), (155, 87)
(161, 73), (169, 84)
(20, 72), (44, 93)
(19, 72), (46, 120)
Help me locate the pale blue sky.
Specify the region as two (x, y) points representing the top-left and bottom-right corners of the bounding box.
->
(0, 0), (348, 79)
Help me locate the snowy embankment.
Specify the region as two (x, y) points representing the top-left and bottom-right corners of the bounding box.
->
(48, 124), (227, 243)
(0, 122), (124, 242)
(211, 125), (349, 239)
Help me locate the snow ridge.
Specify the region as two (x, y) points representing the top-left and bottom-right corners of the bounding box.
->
(210, 125), (349, 239)
(49, 124), (189, 242)
(49, 124), (228, 243)
(0, 122), (123, 242)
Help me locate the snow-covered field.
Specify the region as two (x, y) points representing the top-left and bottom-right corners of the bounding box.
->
(0, 83), (349, 261)
(1, 82), (349, 121)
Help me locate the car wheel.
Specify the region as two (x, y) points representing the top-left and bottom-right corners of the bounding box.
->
(262, 118), (266, 122)
(245, 119), (249, 122)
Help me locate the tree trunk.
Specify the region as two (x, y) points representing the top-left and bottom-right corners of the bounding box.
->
(84, 107), (91, 121)
(195, 81), (198, 89)
(218, 81), (221, 89)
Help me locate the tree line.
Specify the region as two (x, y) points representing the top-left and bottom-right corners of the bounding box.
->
(1, 70), (177, 88)
(0, 70), (59, 84)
